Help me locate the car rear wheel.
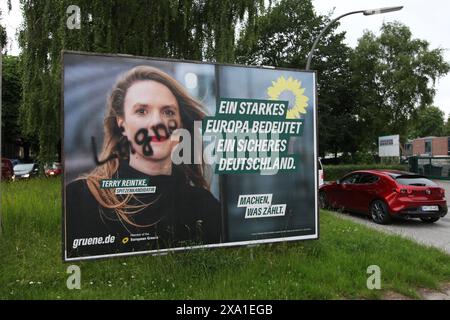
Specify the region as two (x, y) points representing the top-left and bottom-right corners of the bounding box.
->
(319, 191), (329, 209)
(370, 200), (392, 225)
(420, 217), (440, 223)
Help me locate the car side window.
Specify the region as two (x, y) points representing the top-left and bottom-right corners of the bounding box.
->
(341, 173), (360, 184)
(358, 174), (379, 184)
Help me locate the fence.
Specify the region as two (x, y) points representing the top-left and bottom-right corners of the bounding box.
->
(408, 156), (450, 180)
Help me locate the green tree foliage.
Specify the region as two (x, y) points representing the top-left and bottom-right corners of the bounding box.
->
(18, 0), (264, 161)
(351, 22), (450, 152)
(1, 1), (12, 48)
(442, 116), (450, 137)
(409, 105), (445, 138)
(1, 55), (21, 142)
(0, 30), (5, 50)
(237, 0), (321, 67)
(0, 12), (6, 49)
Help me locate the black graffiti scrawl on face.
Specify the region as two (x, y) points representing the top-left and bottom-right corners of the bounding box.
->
(92, 120), (178, 165)
(133, 120), (178, 156)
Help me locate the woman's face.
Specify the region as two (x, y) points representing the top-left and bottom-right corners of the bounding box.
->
(118, 80), (182, 162)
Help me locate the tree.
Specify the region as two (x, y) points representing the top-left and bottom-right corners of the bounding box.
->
(443, 116), (450, 137)
(1, 54), (36, 159)
(351, 22), (450, 152)
(236, 0), (359, 158)
(0, 9), (6, 49)
(1, 0), (12, 50)
(409, 106), (445, 138)
(18, 0), (264, 162)
(1, 55), (21, 143)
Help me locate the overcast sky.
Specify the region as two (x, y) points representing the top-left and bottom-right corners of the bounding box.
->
(2, 0), (450, 117)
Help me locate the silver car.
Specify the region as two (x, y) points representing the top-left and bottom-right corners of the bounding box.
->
(13, 163), (39, 180)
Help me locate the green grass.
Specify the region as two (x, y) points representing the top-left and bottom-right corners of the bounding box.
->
(1, 177), (450, 299)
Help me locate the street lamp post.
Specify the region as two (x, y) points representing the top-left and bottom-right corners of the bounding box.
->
(305, 6), (403, 70)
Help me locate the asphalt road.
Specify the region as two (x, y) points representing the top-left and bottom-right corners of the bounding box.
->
(327, 179), (450, 255)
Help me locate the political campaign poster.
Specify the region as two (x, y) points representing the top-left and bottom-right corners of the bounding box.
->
(63, 51), (318, 261)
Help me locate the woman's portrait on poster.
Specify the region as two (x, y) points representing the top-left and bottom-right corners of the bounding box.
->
(65, 65), (222, 257)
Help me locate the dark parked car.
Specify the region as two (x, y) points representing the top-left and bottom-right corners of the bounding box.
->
(1, 157), (14, 181)
(13, 163), (40, 180)
(319, 170), (447, 224)
(44, 162), (62, 177)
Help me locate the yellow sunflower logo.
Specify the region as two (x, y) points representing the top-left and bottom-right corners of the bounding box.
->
(267, 76), (309, 119)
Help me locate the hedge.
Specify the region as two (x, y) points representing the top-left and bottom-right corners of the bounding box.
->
(323, 164), (408, 182)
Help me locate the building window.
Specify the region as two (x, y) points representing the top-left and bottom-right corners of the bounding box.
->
(425, 139), (432, 155)
(405, 143), (412, 152)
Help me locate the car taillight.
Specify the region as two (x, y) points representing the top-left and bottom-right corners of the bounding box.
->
(394, 188), (412, 195)
(440, 188), (445, 197)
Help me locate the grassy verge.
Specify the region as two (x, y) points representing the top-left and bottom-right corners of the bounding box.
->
(1, 178), (449, 299)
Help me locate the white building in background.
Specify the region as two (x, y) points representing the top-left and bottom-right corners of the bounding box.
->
(378, 135), (400, 157)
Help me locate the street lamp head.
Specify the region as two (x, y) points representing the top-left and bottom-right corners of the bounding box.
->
(305, 5), (403, 70)
(363, 6), (403, 16)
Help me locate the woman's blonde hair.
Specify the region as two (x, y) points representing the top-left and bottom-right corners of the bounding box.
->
(85, 65), (208, 227)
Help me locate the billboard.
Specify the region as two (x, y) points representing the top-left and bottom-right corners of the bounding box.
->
(378, 135), (400, 157)
(63, 51), (318, 261)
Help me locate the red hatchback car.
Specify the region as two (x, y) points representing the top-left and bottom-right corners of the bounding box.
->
(319, 170), (447, 224)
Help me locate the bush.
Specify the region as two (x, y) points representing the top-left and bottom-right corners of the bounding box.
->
(321, 152), (380, 165)
(323, 164), (408, 181)
(352, 151), (377, 164)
